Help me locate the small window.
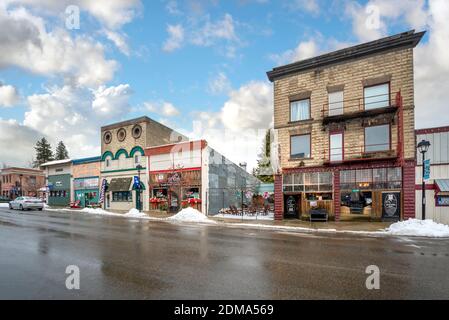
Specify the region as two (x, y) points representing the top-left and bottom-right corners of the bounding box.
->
(134, 154), (140, 164)
(290, 99), (310, 122)
(365, 125), (390, 152)
(291, 134), (311, 159)
(105, 158), (111, 167)
(364, 83), (389, 110)
(328, 91), (344, 116)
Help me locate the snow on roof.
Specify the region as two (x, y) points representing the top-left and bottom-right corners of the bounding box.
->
(40, 159), (72, 167)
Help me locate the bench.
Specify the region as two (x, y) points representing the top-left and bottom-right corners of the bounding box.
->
(309, 208), (328, 222)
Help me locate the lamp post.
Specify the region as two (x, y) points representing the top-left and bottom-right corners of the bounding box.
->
(19, 174), (23, 197)
(417, 139), (431, 220)
(136, 164), (143, 212)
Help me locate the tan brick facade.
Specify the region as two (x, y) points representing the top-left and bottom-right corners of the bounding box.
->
(274, 48), (415, 169)
(268, 30), (424, 222)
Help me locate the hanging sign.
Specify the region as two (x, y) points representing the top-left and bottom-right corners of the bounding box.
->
(423, 159), (431, 180)
(133, 176), (141, 190)
(99, 179), (107, 203)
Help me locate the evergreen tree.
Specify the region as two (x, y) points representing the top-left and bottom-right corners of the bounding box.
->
(253, 129), (274, 183)
(33, 138), (54, 167)
(55, 141), (69, 160)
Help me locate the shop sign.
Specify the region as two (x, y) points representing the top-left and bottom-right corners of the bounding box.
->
(133, 176), (142, 190)
(286, 196), (297, 216)
(168, 172), (181, 184)
(55, 181), (63, 187)
(382, 192), (401, 219)
(437, 196), (449, 206)
(99, 179), (107, 203)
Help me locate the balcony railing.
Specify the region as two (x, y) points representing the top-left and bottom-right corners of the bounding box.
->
(323, 143), (397, 164)
(321, 92), (398, 123)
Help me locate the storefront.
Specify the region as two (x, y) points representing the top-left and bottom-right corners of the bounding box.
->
(149, 170), (202, 212)
(281, 166), (403, 221)
(47, 174), (71, 206)
(74, 177), (99, 207)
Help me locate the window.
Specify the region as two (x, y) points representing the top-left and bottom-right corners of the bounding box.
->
(290, 134), (311, 159)
(330, 133), (343, 162)
(283, 172), (333, 193)
(364, 83), (389, 110)
(290, 99), (310, 122)
(112, 191), (132, 202)
(134, 154), (140, 164)
(340, 167), (401, 191)
(365, 125), (390, 152)
(328, 91), (344, 116)
(105, 157), (111, 168)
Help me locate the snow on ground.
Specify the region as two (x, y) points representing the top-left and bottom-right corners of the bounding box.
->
(124, 208), (149, 218)
(385, 219), (449, 238)
(213, 212), (274, 221)
(167, 207), (216, 224)
(0, 203), (9, 208)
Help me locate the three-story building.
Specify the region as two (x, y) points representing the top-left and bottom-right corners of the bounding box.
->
(267, 30), (424, 221)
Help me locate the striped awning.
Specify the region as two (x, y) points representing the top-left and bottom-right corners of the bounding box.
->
(435, 179), (449, 193)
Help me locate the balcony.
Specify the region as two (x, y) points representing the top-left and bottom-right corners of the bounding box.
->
(321, 92), (399, 125)
(323, 143), (398, 165)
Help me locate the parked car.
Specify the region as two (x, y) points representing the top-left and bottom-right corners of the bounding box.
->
(9, 197), (44, 211)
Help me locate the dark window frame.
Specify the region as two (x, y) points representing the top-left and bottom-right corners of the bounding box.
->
(290, 133), (312, 160)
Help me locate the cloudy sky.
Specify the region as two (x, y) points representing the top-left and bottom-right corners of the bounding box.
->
(0, 0), (448, 169)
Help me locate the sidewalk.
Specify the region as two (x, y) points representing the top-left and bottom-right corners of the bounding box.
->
(208, 216), (392, 232)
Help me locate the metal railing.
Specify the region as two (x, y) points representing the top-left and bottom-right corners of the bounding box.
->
(324, 143), (396, 163)
(321, 93), (395, 118)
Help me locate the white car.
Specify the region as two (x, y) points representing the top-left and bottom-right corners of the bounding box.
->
(9, 197), (44, 211)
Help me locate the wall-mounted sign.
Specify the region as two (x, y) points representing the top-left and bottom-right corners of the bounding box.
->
(436, 195), (449, 206)
(382, 192), (401, 219)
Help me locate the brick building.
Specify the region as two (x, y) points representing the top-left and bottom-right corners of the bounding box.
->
(100, 116), (187, 212)
(0, 167), (46, 200)
(267, 30), (424, 221)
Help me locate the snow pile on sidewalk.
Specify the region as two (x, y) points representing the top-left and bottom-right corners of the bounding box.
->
(168, 207), (216, 224)
(124, 208), (148, 218)
(0, 203), (9, 208)
(80, 207), (117, 216)
(385, 219), (449, 238)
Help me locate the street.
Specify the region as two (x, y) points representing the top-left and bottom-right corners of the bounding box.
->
(1, 207), (449, 299)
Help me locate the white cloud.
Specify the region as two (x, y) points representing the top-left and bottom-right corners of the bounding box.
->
(191, 13), (238, 46)
(103, 30), (130, 56)
(92, 84), (133, 119)
(285, 0), (320, 15)
(208, 72), (232, 95)
(346, 0), (428, 42)
(270, 39), (319, 65)
(189, 81), (273, 171)
(20, 84), (131, 162)
(8, 0), (142, 30)
(162, 24), (185, 52)
(144, 101), (181, 117)
(0, 6), (117, 87)
(166, 0), (183, 15)
(162, 13), (241, 56)
(0, 84), (20, 107)
(0, 118), (42, 166)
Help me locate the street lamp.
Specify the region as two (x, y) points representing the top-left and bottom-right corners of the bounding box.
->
(417, 139), (431, 220)
(19, 174), (23, 197)
(136, 164), (143, 212)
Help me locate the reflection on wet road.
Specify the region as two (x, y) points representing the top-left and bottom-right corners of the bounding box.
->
(1, 207), (449, 299)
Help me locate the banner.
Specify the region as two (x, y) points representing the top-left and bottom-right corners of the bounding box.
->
(99, 179), (107, 203)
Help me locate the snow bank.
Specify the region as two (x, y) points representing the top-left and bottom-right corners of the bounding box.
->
(385, 219), (449, 238)
(0, 203), (9, 208)
(168, 207), (216, 224)
(213, 212), (274, 221)
(124, 208), (148, 218)
(80, 207), (115, 216)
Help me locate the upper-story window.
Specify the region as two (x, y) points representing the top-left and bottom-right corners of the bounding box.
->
(364, 83), (390, 110)
(134, 154), (141, 165)
(105, 157), (111, 168)
(290, 99), (310, 122)
(365, 124), (390, 152)
(291, 134), (311, 159)
(328, 91), (344, 116)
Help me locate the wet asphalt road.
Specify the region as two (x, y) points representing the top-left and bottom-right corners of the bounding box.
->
(0, 207), (449, 300)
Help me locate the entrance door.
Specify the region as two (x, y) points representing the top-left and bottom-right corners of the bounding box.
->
(106, 194), (110, 209)
(284, 194), (300, 219)
(136, 190), (142, 211)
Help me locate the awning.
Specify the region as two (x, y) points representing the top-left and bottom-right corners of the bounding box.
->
(108, 178), (132, 192)
(435, 179), (449, 194)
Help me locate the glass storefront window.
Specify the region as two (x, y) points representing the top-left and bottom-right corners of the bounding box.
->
(340, 167), (401, 191)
